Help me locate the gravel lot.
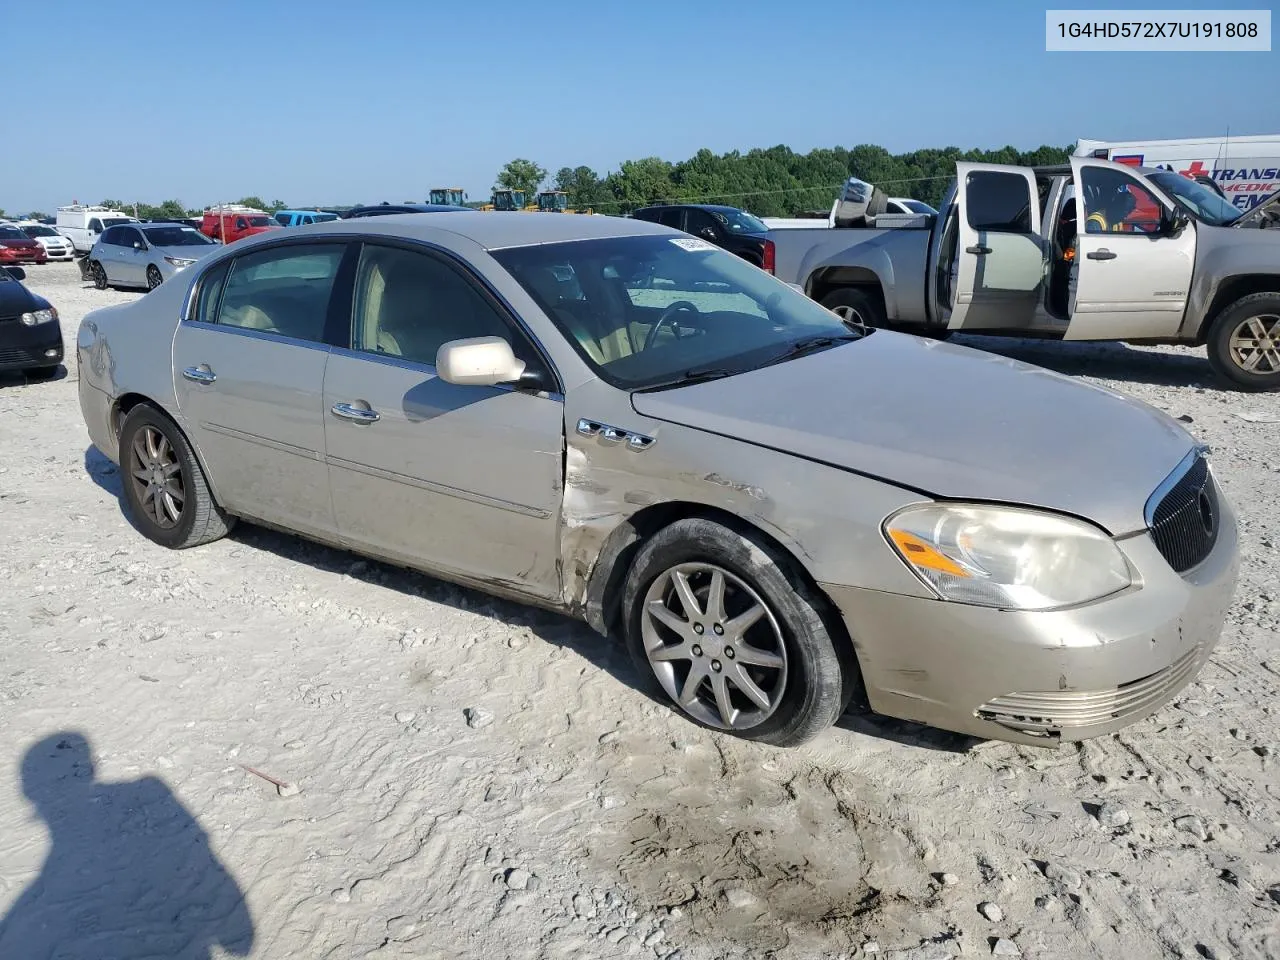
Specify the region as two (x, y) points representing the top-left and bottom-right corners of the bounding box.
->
(1, 261), (1278, 960)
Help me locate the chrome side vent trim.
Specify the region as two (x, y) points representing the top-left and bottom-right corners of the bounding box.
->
(575, 418), (654, 452)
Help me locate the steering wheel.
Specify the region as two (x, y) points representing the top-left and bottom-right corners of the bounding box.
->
(644, 301), (700, 350)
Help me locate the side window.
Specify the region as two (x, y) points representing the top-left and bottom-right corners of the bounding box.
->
(966, 172), (1034, 233)
(235, 217), (247, 230)
(98, 227), (118, 246)
(215, 243), (345, 342)
(1080, 167), (1165, 235)
(685, 210), (719, 239)
(656, 208), (683, 229)
(351, 244), (539, 370)
(192, 259), (230, 324)
(121, 228), (143, 248)
(89, 218), (103, 233)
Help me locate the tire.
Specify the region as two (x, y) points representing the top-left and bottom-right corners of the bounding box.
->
(90, 260), (108, 290)
(621, 517), (858, 747)
(146, 265), (163, 290)
(1206, 292), (1280, 391)
(118, 403), (235, 549)
(820, 287), (887, 329)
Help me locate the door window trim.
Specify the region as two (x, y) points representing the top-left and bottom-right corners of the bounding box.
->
(1075, 167), (1171, 238)
(337, 236), (565, 397)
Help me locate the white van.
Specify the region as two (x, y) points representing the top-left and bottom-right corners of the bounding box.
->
(56, 205), (140, 254)
(1074, 134), (1280, 215)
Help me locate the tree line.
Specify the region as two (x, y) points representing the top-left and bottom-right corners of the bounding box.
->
(498, 142), (1074, 216)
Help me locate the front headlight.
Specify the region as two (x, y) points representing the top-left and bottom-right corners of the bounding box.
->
(20, 307), (57, 326)
(884, 503), (1131, 610)
(164, 256), (196, 268)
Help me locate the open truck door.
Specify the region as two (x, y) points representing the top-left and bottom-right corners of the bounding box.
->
(1063, 157), (1196, 340)
(945, 163), (1045, 332)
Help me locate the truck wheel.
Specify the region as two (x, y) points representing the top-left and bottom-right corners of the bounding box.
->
(820, 288), (886, 328)
(1206, 293), (1280, 391)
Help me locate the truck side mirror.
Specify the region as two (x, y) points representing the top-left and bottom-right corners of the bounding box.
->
(1165, 210), (1191, 235)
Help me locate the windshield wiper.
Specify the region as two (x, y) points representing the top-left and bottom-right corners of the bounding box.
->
(758, 333), (861, 368)
(638, 367), (741, 391)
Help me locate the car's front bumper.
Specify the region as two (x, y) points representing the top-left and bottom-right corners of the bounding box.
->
(42, 246), (75, 261)
(822, 497), (1239, 746)
(0, 320), (63, 371)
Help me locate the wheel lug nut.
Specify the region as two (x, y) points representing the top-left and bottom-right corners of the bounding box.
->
(713, 624), (724, 635)
(711, 660), (722, 673)
(693, 623), (704, 635)
(724, 647), (735, 659)
(691, 645), (702, 657)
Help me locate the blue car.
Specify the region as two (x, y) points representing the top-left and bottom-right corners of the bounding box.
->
(273, 210), (342, 227)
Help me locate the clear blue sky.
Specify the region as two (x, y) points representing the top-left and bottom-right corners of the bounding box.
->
(3, 0), (1275, 213)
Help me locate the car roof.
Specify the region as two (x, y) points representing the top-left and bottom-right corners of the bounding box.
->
(346, 203), (474, 216)
(296, 210), (671, 250)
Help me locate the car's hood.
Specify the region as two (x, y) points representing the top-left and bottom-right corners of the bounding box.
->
(1232, 188), (1280, 228)
(0, 279), (46, 314)
(154, 244), (219, 260)
(629, 332), (1197, 535)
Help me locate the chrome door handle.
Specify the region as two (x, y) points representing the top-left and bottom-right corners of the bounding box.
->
(965, 244), (992, 255)
(331, 402), (380, 423)
(182, 365), (216, 384)
(1087, 249), (1117, 261)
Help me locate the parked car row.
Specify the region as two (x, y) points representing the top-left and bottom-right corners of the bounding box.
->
(73, 211), (1238, 750)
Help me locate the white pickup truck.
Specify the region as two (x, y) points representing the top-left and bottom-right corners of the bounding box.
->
(766, 159), (1280, 390)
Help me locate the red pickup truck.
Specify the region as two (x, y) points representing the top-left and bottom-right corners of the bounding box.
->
(200, 206), (281, 244)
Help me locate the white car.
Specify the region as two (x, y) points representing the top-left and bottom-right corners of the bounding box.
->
(16, 222), (76, 261)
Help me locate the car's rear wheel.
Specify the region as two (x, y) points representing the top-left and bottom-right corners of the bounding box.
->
(820, 287), (886, 329)
(118, 403), (235, 549)
(90, 260), (108, 290)
(1207, 293), (1280, 391)
(622, 517), (856, 747)
(146, 265), (163, 290)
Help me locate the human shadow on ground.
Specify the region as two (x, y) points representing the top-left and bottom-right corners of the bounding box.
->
(0, 732), (254, 959)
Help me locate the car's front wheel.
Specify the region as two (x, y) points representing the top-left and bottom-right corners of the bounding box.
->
(90, 260), (108, 290)
(1207, 293), (1280, 391)
(622, 518), (856, 747)
(118, 403), (235, 549)
(146, 265), (163, 290)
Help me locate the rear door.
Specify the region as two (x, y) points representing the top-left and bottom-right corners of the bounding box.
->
(117, 227), (147, 286)
(322, 240), (564, 599)
(947, 163), (1046, 331)
(1065, 157), (1196, 340)
(171, 241), (349, 539)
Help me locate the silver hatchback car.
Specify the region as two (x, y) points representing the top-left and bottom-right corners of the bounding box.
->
(76, 214), (1239, 748)
(89, 222), (220, 291)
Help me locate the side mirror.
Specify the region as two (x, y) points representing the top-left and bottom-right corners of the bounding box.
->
(436, 336), (527, 387)
(5, 266), (26, 281)
(134, 241), (145, 250)
(1166, 209), (1191, 235)
(699, 227), (717, 240)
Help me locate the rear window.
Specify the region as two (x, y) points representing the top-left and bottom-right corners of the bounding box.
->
(965, 171), (1033, 233)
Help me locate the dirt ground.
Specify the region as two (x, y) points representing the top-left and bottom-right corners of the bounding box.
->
(1, 261), (1278, 960)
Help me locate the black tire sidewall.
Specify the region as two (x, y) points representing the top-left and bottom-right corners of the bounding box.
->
(1208, 293), (1280, 391)
(118, 404), (201, 548)
(820, 287), (887, 328)
(622, 517), (849, 747)
(91, 261), (108, 289)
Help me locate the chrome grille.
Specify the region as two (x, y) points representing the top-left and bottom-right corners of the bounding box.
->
(977, 646), (1201, 736)
(1146, 451), (1219, 574)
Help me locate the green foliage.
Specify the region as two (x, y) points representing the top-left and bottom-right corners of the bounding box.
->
(523, 141), (1074, 216)
(496, 159), (548, 204)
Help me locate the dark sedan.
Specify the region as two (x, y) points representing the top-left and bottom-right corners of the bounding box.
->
(630, 204), (774, 270)
(0, 266), (62, 378)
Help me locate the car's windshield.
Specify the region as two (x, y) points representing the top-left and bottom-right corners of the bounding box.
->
(1148, 172), (1241, 226)
(247, 216), (275, 227)
(143, 226), (214, 247)
(491, 234), (865, 390)
(102, 218), (134, 228)
(313, 212), (338, 222)
(901, 199), (937, 215)
(22, 225), (58, 238)
(712, 208), (768, 234)
(0, 226), (27, 240)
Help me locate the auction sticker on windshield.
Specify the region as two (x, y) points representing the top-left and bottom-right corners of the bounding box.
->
(670, 237), (718, 252)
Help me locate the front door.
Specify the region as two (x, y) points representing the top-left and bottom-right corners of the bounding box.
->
(116, 227), (147, 286)
(1064, 158), (1197, 340)
(323, 240), (564, 599)
(947, 162), (1046, 331)
(171, 241), (349, 539)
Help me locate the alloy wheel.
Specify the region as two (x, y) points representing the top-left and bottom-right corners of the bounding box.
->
(1228, 314), (1280, 374)
(640, 562), (788, 730)
(128, 425), (185, 529)
(147, 266), (163, 290)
